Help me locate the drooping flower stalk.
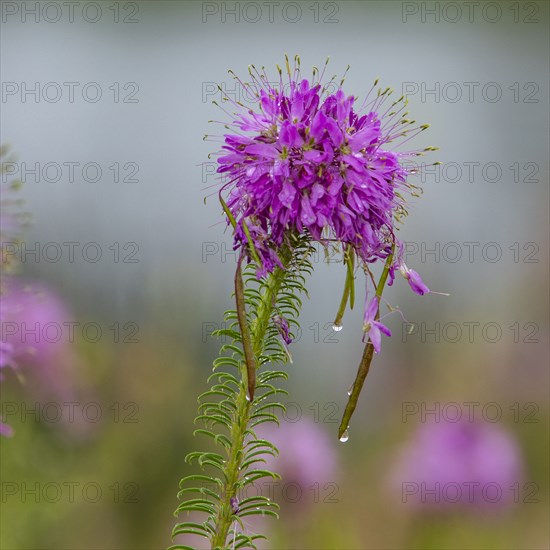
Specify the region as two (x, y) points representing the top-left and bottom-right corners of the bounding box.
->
(338, 244), (395, 440)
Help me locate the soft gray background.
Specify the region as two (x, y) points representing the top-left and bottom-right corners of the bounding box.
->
(1, 1), (549, 549)
(2, 0), (548, 390)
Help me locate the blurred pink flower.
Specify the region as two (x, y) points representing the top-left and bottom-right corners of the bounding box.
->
(390, 420), (524, 512)
(257, 417), (338, 491)
(1, 278), (87, 437)
(0, 418), (14, 437)
(0, 340), (15, 370)
(1, 278), (71, 368)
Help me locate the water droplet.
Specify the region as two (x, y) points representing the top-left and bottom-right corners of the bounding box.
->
(347, 384), (353, 396)
(332, 324), (343, 332)
(339, 428), (350, 443)
(245, 394), (251, 402)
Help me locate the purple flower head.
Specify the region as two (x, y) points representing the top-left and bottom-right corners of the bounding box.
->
(362, 295), (391, 353)
(213, 57), (426, 276)
(390, 420), (524, 512)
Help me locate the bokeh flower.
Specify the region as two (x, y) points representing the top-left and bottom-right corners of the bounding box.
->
(390, 420), (524, 512)
(0, 419), (14, 437)
(1, 278), (84, 436)
(257, 417), (338, 493)
(1, 278), (72, 369)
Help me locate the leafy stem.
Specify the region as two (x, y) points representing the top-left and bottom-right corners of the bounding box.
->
(172, 237), (312, 549)
(211, 259), (288, 548)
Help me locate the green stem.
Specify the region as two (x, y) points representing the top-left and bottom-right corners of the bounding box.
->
(333, 281), (350, 329)
(234, 255), (256, 401)
(333, 245), (356, 328)
(211, 261), (288, 549)
(337, 244), (395, 439)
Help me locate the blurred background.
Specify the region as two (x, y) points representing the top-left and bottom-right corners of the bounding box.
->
(0, 1), (548, 548)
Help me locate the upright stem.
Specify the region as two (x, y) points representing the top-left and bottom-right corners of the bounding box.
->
(211, 263), (287, 549)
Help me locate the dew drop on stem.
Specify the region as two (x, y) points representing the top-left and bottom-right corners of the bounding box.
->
(339, 428), (350, 443)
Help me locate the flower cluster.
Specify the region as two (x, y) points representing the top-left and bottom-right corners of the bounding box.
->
(214, 58), (430, 276)
(210, 57), (438, 354)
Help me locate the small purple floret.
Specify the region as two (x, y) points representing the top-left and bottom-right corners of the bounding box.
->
(230, 496), (239, 515)
(273, 314), (293, 345)
(362, 295), (391, 353)
(399, 263), (430, 296)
